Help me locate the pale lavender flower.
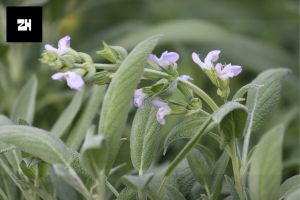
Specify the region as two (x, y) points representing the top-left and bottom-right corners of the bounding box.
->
(51, 71), (84, 91)
(133, 89), (148, 108)
(177, 75), (193, 81)
(192, 50), (221, 70)
(148, 51), (179, 68)
(215, 63), (242, 80)
(45, 35), (71, 55)
(152, 99), (171, 125)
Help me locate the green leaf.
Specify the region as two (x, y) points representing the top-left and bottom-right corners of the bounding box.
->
(163, 185), (186, 200)
(232, 83), (263, 100)
(66, 85), (105, 150)
(224, 175), (240, 200)
(0, 115), (13, 126)
(249, 125), (285, 200)
(210, 151), (229, 200)
(187, 148), (211, 189)
(246, 68), (289, 131)
(98, 35), (161, 173)
(51, 90), (84, 137)
(285, 188), (300, 200)
(122, 173), (154, 191)
(130, 101), (161, 174)
(53, 164), (91, 199)
(278, 175), (300, 200)
(11, 75), (37, 125)
(117, 188), (137, 200)
(81, 126), (107, 176)
(0, 125), (72, 164)
(212, 101), (248, 141)
(164, 116), (212, 178)
(163, 115), (208, 154)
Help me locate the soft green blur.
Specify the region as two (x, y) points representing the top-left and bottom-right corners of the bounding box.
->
(0, 0), (299, 179)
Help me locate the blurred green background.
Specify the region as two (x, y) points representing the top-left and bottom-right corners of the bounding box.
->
(0, 0), (299, 179)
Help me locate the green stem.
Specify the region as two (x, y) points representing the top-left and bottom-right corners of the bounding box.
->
(230, 140), (244, 200)
(105, 179), (119, 197)
(94, 63), (118, 70)
(179, 79), (219, 111)
(97, 171), (106, 200)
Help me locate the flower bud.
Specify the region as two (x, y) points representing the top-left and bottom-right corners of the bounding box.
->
(97, 42), (127, 63)
(91, 71), (112, 85)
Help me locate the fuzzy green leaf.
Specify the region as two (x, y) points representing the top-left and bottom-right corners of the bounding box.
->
(98, 35), (161, 173)
(163, 115), (208, 154)
(122, 173), (154, 191)
(279, 175), (300, 200)
(187, 148), (211, 188)
(212, 101), (248, 142)
(210, 151), (229, 200)
(51, 90), (84, 137)
(10, 75), (37, 125)
(246, 68), (289, 131)
(66, 85), (105, 150)
(249, 125), (285, 200)
(81, 126), (107, 176)
(232, 83), (263, 100)
(53, 164), (91, 199)
(163, 185), (186, 200)
(130, 101), (161, 174)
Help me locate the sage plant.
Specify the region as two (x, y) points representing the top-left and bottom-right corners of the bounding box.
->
(0, 35), (295, 200)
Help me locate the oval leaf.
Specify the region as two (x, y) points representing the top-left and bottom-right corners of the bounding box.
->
(249, 124), (285, 200)
(10, 75), (37, 125)
(98, 35), (161, 172)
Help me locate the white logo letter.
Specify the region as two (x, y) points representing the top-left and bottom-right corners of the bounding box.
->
(17, 19), (31, 31)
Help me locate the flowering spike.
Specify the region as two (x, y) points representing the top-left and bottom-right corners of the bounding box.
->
(45, 35), (71, 55)
(51, 71), (84, 91)
(152, 99), (171, 125)
(148, 51), (179, 68)
(133, 89), (148, 108)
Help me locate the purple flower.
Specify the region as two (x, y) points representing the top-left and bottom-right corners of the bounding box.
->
(215, 63), (242, 80)
(51, 71), (84, 91)
(192, 50), (221, 70)
(177, 75), (193, 81)
(148, 51), (179, 68)
(45, 35), (71, 55)
(152, 99), (171, 125)
(133, 89), (148, 108)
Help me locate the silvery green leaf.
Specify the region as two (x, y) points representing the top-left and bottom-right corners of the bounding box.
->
(122, 173), (154, 191)
(210, 151), (229, 200)
(117, 188), (137, 200)
(81, 126), (107, 176)
(163, 115), (208, 154)
(232, 83), (263, 100)
(0, 115), (13, 126)
(278, 175), (300, 199)
(249, 125), (285, 200)
(11, 75), (37, 125)
(163, 185), (186, 200)
(285, 188), (300, 200)
(53, 164), (91, 199)
(66, 85), (105, 150)
(98, 35), (161, 173)
(246, 68), (289, 131)
(164, 116), (212, 178)
(212, 101), (248, 141)
(130, 101), (161, 174)
(51, 90), (84, 137)
(187, 148), (211, 189)
(224, 175), (240, 200)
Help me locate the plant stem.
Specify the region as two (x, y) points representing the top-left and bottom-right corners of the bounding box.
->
(94, 63), (118, 70)
(230, 140), (244, 200)
(179, 79), (219, 111)
(105, 179), (119, 197)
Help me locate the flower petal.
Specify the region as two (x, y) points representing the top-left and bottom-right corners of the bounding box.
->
(57, 35), (71, 55)
(161, 51), (179, 63)
(51, 72), (65, 80)
(148, 54), (159, 64)
(192, 52), (211, 69)
(152, 99), (171, 125)
(205, 50), (221, 63)
(133, 89), (148, 108)
(65, 72), (84, 91)
(45, 44), (58, 53)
